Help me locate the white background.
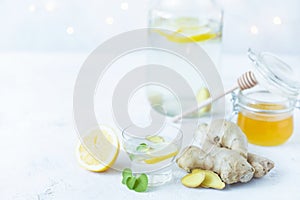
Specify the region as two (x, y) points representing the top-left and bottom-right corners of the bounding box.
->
(1, 0), (300, 54)
(1, 1), (300, 200)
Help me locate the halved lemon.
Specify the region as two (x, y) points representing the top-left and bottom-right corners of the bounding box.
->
(76, 126), (119, 172)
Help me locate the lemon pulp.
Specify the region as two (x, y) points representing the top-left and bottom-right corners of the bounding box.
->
(76, 126), (120, 172)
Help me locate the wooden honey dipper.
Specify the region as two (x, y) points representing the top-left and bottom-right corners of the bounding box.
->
(172, 71), (258, 122)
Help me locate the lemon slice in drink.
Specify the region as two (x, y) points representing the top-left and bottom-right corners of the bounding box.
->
(146, 135), (165, 143)
(144, 144), (178, 164)
(76, 126), (119, 172)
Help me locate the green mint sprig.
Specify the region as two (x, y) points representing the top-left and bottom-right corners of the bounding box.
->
(121, 168), (148, 192)
(136, 143), (150, 152)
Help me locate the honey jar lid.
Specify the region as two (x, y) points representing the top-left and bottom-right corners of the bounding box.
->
(248, 49), (300, 99)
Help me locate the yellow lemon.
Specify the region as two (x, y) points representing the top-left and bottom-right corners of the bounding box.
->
(146, 135), (165, 143)
(144, 144), (178, 164)
(144, 151), (178, 164)
(155, 17), (217, 43)
(76, 126), (119, 172)
(196, 87), (211, 113)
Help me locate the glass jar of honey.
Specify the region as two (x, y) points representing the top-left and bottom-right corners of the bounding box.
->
(231, 49), (300, 146)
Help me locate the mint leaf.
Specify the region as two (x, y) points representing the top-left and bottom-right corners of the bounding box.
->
(126, 177), (137, 190)
(129, 154), (136, 161)
(122, 168), (132, 177)
(121, 169), (148, 193)
(134, 174), (148, 192)
(122, 168), (132, 184)
(136, 143), (150, 152)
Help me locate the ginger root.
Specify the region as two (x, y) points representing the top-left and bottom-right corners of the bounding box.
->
(177, 119), (275, 184)
(247, 153), (274, 178)
(192, 169), (225, 189)
(181, 171), (206, 188)
(177, 146), (254, 184)
(197, 120), (248, 158)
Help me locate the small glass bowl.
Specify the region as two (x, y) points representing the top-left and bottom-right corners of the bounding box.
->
(121, 124), (183, 186)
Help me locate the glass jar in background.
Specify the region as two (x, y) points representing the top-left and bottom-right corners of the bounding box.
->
(231, 49), (300, 146)
(148, 0), (223, 66)
(146, 0), (223, 118)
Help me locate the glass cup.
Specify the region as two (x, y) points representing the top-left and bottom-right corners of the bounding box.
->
(122, 124), (183, 186)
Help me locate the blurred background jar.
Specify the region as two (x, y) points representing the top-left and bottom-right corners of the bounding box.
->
(146, 0), (223, 118)
(149, 0), (223, 66)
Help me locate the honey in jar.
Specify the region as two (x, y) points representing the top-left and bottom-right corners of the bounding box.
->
(237, 102), (293, 146)
(231, 49), (300, 146)
(231, 89), (296, 146)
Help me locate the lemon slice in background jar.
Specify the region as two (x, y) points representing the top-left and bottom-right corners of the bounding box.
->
(76, 126), (120, 172)
(196, 87), (211, 113)
(156, 17), (217, 43)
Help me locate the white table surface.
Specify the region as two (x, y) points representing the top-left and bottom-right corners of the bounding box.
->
(1, 52), (300, 200)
